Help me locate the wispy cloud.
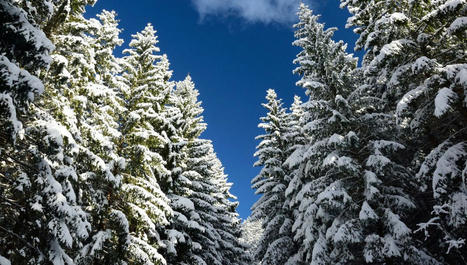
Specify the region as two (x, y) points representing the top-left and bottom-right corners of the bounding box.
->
(190, 0), (311, 24)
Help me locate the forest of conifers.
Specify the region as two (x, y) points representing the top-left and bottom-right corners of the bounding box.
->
(0, 0), (466, 265)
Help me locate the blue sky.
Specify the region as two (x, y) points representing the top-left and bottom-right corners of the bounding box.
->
(86, 0), (362, 220)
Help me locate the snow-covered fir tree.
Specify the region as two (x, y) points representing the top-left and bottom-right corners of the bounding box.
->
(410, 1), (467, 260)
(251, 89), (298, 265)
(162, 77), (214, 265)
(0, 0), (54, 140)
(164, 140), (220, 265)
(118, 23), (173, 265)
(0, 0), (54, 174)
(240, 217), (263, 264)
(287, 5), (362, 263)
(341, 0), (467, 262)
(1, 2), (250, 265)
(0, 0), (56, 263)
(4, 0), (465, 264)
(16, 2), (130, 264)
(279, 3), (439, 264)
(0, 1), (103, 264)
(162, 76), (249, 265)
(74, 10), (129, 264)
(210, 156), (251, 265)
(284, 95), (306, 156)
(283, 95), (306, 225)
(42, 3), (134, 263)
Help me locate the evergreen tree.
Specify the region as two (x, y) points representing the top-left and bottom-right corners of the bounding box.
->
(162, 77), (212, 265)
(284, 95), (306, 155)
(163, 76), (249, 265)
(410, 1), (467, 258)
(283, 95), (306, 218)
(284, 4), (437, 264)
(0, 0), (54, 203)
(0, 0), (54, 141)
(288, 6), (361, 263)
(342, 0), (467, 262)
(119, 23), (173, 265)
(240, 217), (263, 264)
(40, 3), (132, 264)
(251, 89), (297, 265)
(210, 156), (251, 265)
(75, 10), (129, 264)
(1, 2), (252, 265)
(165, 138), (223, 265)
(0, 1), (94, 264)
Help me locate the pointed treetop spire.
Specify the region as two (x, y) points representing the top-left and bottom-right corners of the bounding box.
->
(125, 23), (161, 57)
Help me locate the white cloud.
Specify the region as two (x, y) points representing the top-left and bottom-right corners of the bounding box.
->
(191, 0), (310, 24)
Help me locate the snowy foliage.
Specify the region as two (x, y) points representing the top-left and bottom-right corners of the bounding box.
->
(250, 1), (466, 264)
(160, 74), (249, 265)
(240, 217), (263, 254)
(1, 0), (465, 263)
(251, 89), (299, 265)
(0, 2), (247, 264)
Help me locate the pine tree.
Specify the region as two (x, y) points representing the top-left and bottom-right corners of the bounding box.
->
(410, 1), (467, 258)
(1, 2), (251, 265)
(119, 23), (173, 265)
(251, 89), (297, 265)
(162, 76), (249, 265)
(285, 3), (438, 264)
(210, 156), (251, 265)
(342, 0), (467, 262)
(21, 2), (131, 264)
(388, 2), (466, 261)
(240, 217), (263, 264)
(0, 0), (54, 192)
(0, 1), (96, 264)
(39, 3), (134, 263)
(283, 95), (306, 217)
(162, 77), (213, 265)
(284, 95), (306, 154)
(74, 10), (129, 264)
(339, 0), (412, 67)
(165, 138), (223, 265)
(0, 0), (54, 140)
(288, 6), (361, 263)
